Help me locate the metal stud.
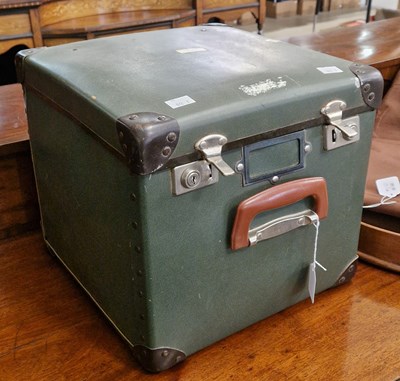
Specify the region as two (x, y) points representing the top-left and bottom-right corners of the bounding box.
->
(162, 146), (171, 157)
(271, 175), (279, 184)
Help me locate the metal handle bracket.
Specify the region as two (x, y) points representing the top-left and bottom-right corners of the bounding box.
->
(249, 210), (318, 246)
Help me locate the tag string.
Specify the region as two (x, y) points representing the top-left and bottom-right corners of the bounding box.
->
(363, 194), (398, 209)
(308, 212), (327, 304)
(311, 213), (326, 271)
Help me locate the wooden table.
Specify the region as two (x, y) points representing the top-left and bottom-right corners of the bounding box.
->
(0, 0), (42, 54)
(0, 232), (399, 380)
(0, 84), (39, 240)
(286, 18), (400, 83)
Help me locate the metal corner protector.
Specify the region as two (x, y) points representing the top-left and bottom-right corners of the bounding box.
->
(131, 345), (186, 372)
(349, 62), (384, 110)
(116, 112), (180, 175)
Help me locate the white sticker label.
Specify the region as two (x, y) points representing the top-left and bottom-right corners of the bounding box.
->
(165, 95), (196, 109)
(317, 66), (343, 74)
(176, 48), (207, 54)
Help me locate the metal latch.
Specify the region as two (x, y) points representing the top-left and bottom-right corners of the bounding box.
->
(248, 210), (318, 246)
(321, 100), (360, 151)
(195, 134), (235, 176)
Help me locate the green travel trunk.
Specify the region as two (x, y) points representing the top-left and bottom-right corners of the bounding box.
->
(17, 26), (383, 372)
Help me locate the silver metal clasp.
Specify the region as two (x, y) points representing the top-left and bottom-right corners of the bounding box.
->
(195, 134), (235, 176)
(321, 100), (360, 151)
(248, 210), (318, 246)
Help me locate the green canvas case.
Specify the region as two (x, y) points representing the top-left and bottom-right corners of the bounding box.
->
(17, 26), (383, 372)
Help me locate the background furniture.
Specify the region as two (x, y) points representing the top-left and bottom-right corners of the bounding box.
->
(0, 84), (40, 240)
(38, 0), (196, 46)
(0, 0), (42, 54)
(358, 70), (400, 272)
(0, 1), (43, 84)
(196, 0), (265, 33)
(286, 17), (400, 89)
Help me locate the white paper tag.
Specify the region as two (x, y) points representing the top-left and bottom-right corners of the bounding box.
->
(176, 48), (207, 54)
(165, 95), (196, 109)
(317, 66), (343, 74)
(308, 262), (317, 304)
(376, 176), (400, 197)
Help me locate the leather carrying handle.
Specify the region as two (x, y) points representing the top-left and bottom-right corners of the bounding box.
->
(231, 177), (328, 250)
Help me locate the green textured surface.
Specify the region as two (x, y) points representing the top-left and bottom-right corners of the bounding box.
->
(22, 26), (376, 360)
(22, 26), (366, 158)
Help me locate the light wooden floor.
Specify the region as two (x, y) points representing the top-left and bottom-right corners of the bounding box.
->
(0, 232), (399, 380)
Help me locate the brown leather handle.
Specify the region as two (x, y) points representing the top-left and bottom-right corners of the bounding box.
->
(231, 177), (328, 250)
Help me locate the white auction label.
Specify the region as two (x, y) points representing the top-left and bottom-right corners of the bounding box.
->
(317, 66), (343, 74)
(165, 95), (196, 109)
(176, 48), (207, 54)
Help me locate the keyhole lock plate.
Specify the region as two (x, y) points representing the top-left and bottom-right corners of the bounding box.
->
(171, 160), (219, 196)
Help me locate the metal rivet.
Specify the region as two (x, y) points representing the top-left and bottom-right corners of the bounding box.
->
(157, 115), (167, 121)
(201, 28), (207, 32)
(128, 114), (138, 120)
(132, 221), (138, 229)
(167, 132), (177, 142)
(304, 144), (312, 153)
(162, 350), (169, 357)
(130, 193), (136, 201)
(199, 141), (207, 149)
(118, 131), (124, 140)
(218, 137), (226, 145)
(339, 102), (346, 110)
(162, 146), (171, 157)
(135, 246), (141, 253)
(298, 217), (306, 225)
(348, 265), (355, 273)
(137, 269), (143, 276)
(368, 92), (375, 101)
(236, 162), (244, 172)
(338, 276), (346, 284)
(138, 290), (144, 297)
(363, 83), (371, 92)
(271, 175), (279, 184)
(176, 356), (182, 363)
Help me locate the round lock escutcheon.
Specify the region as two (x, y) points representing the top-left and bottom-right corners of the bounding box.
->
(181, 169), (201, 189)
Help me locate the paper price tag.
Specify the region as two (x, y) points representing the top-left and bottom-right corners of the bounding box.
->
(308, 262), (317, 304)
(376, 176), (400, 197)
